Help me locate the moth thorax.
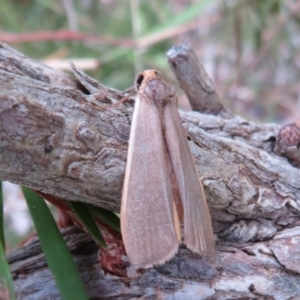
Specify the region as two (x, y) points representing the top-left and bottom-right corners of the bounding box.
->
(144, 79), (173, 103)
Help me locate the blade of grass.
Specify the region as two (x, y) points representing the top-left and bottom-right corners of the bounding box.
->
(0, 239), (15, 300)
(88, 205), (120, 233)
(142, 0), (219, 36)
(22, 187), (89, 300)
(0, 182), (4, 249)
(136, 1), (220, 48)
(67, 201), (107, 248)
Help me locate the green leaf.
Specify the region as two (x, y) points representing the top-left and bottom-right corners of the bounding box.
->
(0, 239), (16, 300)
(0, 182), (4, 249)
(141, 0), (218, 36)
(67, 201), (107, 248)
(22, 187), (89, 300)
(88, 205), (120, 233)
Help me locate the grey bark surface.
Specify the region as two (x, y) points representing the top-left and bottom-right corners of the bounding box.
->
(1, 42), (300, 299)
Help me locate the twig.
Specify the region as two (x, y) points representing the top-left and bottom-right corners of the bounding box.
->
(0, 14), (221, 50)
(166, 43), (230, 116)
(0, 30), (135, 48)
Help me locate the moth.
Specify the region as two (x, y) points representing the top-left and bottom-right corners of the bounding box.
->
(121, 70), (214, 268)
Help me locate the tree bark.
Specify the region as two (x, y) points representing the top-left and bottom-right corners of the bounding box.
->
(1, 42), (300, 299)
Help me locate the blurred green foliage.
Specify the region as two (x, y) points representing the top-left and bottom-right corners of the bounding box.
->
(22, 187), (90, 300)
(1, 0), (300, 122)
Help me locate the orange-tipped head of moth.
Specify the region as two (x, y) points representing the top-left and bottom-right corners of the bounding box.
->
(135, 70), (175, 104)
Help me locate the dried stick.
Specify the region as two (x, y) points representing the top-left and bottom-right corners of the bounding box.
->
(167, 43), (230, 116)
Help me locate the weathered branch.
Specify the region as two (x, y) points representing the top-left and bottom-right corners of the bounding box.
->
(166, 43), (230, 116)
(9, 225), (300, 299)
(2, 42), (300, 299)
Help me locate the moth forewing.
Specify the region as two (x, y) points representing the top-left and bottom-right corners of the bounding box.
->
(121, 69), (214, 269)
(120, 78), (179, 268)
(163, 95), (215, 255)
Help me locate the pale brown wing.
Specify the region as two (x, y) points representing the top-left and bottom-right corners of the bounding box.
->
(121, 95), (178, 268)
(164, 99), (214, 255)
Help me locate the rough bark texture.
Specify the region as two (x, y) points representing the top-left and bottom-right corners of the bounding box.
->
(166, 44), (229, 117)
(1, 42), (300, 299)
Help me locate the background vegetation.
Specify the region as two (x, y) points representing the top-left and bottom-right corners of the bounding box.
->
(2, 0), (300, 123)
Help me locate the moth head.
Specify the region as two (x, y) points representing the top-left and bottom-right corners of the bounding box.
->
(135, 70), (175, 103)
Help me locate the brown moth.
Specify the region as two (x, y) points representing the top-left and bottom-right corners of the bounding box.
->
(121, 70), (214, 268)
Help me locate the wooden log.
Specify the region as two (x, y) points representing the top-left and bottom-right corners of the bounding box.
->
(1, 42), (300, 299)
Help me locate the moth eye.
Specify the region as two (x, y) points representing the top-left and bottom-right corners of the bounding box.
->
(135, 74), (144, 90)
